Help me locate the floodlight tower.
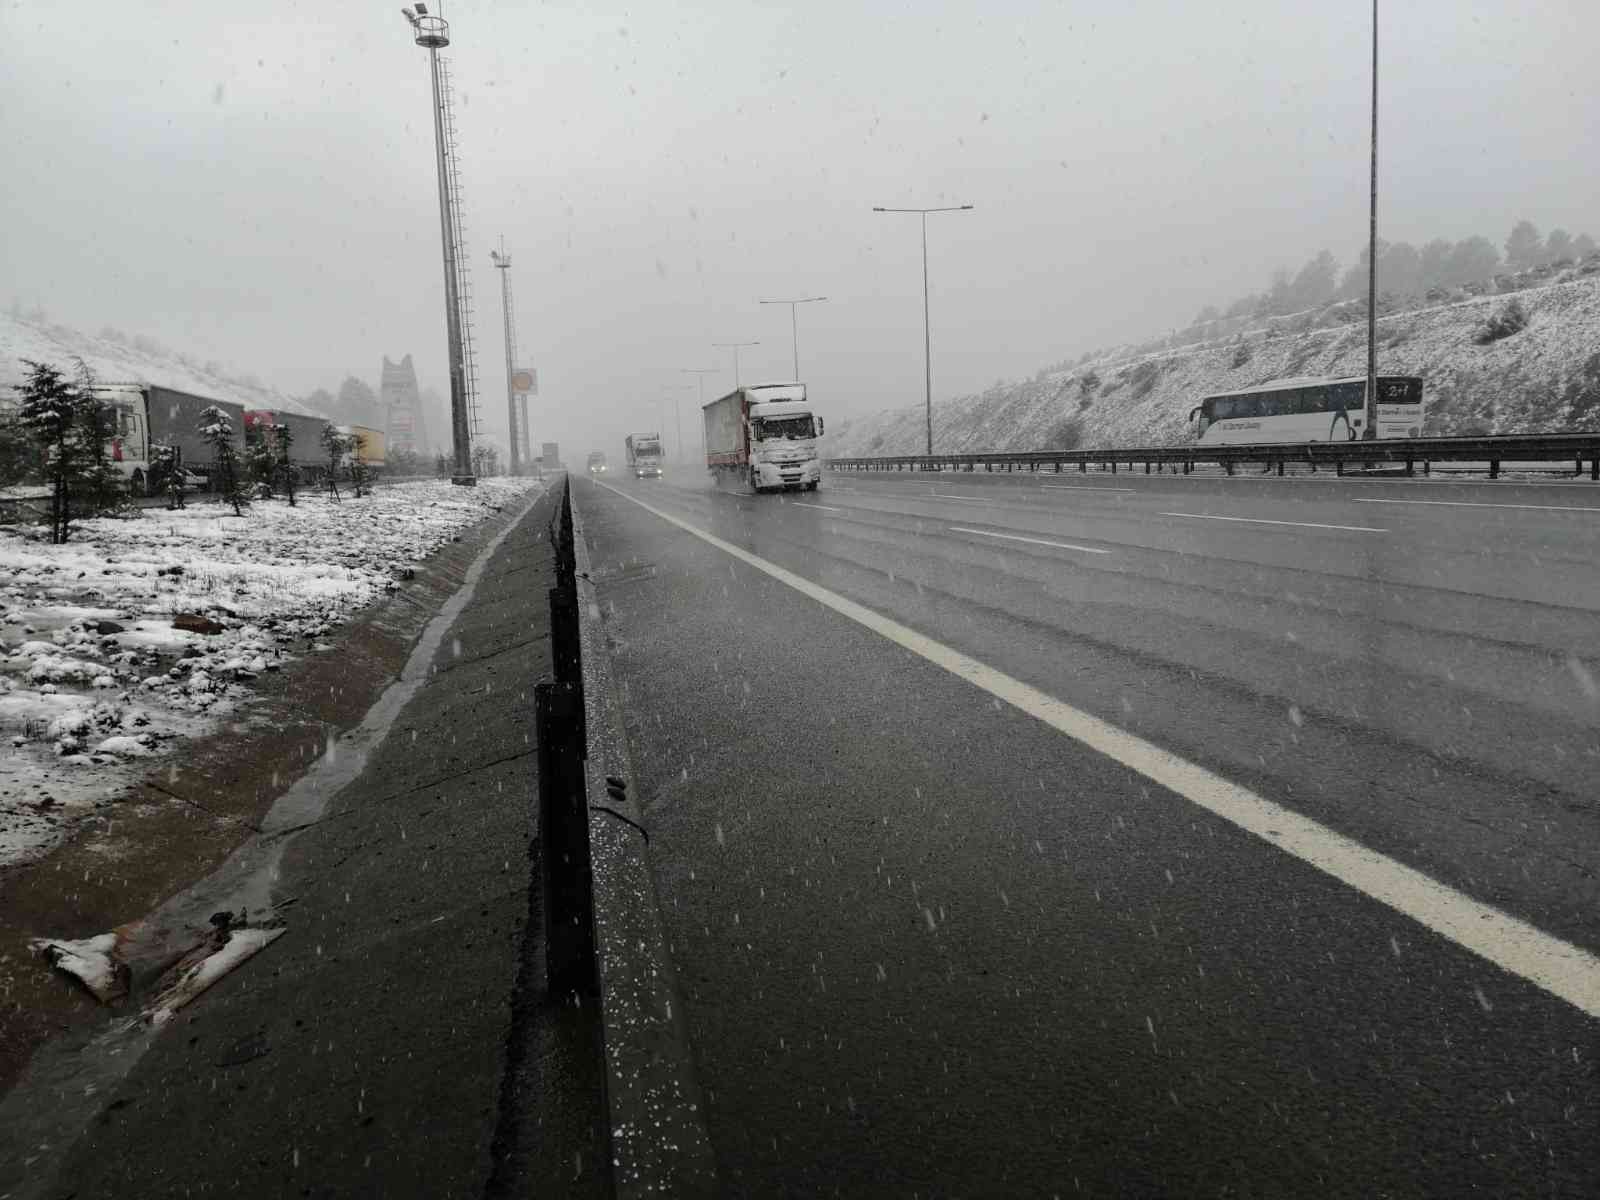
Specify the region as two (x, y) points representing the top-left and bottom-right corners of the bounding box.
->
(401, 3), (475, 485)
(490, 240), (521, 476)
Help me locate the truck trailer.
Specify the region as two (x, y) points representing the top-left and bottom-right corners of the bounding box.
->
(702, 383), (823, 493)
(244, 409), (335, 481)
(541, 442), (562, 472)
(91, 384), (246, 495)
(625, 433), (663, 478)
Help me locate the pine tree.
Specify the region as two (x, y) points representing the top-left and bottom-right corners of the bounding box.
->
(18, 361), (81, 543)
(246, 427), (277, 499)
(198, 405), (249, 516)
(320, 423), (345, 500)
(151, 441), (186, 509)
(348, 432), (371, 498)
(274, 422), (298, 507)
(1504, 220), (1542, 270)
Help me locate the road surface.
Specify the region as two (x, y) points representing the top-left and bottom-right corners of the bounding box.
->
(577, 466), (1599, 1196)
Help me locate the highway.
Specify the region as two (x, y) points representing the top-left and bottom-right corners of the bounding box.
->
(577, 466), (1600, 1196)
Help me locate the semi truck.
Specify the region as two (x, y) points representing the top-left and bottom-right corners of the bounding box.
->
(88, 384), (246, 495)
(625, 433), (663, 478)
(541, 442), (562, 472)
(244, 409), (336, 481)
(702, 383), (823, 493)
(586, 450), (608, 475)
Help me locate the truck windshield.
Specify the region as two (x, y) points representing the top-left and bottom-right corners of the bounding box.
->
(752, 415), (815, 441)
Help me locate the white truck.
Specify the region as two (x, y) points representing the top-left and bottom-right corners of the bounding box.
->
(626, 433), (663, 479)
(702, 383), (824, 493)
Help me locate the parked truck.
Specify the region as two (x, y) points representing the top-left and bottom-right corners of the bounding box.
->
(625, 433), (663, 479)
(89, 384), (245, 495)
(702, 382), (823, 493)
(244, 409), (335, 482)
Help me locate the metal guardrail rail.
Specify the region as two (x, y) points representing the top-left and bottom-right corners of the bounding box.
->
(828, 433), (1600, 480)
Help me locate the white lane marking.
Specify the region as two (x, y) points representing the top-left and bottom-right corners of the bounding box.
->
(1354, 498), (1600, 514)
(929, 492), (996, 504)
(1162, 511), (1388, 533)
(791, 501), (843, 512)
(1040, 485), (1137, 493)
(593, 478), (1600, 1020)
(949, 526), (1112, 555)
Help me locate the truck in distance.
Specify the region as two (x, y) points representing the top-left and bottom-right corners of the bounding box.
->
(702, 382), (823, 493)
(541, 442), (562, 472)
(626, 433), (663, 479)
(586, 450), (608, 475)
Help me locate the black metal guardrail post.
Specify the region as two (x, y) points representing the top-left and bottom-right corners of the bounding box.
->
(824, 432), (1600, 479)
(539, 479), (598, 998)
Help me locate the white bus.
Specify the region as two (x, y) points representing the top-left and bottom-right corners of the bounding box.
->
(1189, 375), (1424, 444)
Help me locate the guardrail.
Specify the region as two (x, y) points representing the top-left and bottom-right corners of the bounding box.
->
(828, 433), (1600, 480)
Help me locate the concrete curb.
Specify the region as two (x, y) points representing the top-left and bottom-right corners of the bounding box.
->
(569, 480), (718, 1197)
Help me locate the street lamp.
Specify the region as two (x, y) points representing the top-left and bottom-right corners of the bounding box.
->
(489, 240), (520, 476)
(757, 296), (827, 380)
(873, 204), (973, 457)
(682, 367), (717, 464)
(401, 3), (474, 485)
(713, 341), (760, 389)
(659, 384), (695, 464)
(1363, 0), (1379, 440)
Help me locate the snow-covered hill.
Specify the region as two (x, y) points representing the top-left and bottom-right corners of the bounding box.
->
(828, 273), (1600, 456)
(0, 311), (320, 416)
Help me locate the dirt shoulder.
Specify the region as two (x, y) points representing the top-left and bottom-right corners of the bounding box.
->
(0, 490), (537, 1094)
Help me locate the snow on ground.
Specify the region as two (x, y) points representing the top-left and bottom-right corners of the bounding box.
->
(826, 272), (1600, 457)
(0, 477), (539, 869)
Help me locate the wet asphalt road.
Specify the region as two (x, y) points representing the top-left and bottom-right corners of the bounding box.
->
(577, 467), (1599, 1197)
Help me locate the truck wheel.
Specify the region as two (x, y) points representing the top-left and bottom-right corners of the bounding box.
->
(130, 469), (147, 497)
(750, 470), (762, 494)
(806, 480), (819, 492)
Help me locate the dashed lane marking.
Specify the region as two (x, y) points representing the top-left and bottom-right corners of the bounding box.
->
(592, 478), (1600, 1021)
(1162, 511), (1388, 533)
(1354, 498), (1600, 514)
(948, 526), (1111, 555)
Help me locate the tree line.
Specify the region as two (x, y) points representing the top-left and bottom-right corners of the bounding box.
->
(1197, 219), (1598, 326)
(6, 359), (380, 543)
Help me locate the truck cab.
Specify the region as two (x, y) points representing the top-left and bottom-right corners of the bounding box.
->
(744, 383), (823, 492)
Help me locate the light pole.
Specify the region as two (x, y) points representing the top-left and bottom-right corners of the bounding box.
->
(1363, 0), (1379, 440)
(401, 5), (475, 486)
(661, 385), (694, 463)
(682, 367), (717, 464)
(489, 240), (519, 476)
(758, 296), (827, 380)
(713, 341), (760, 389)
(873, 204), (973, 456)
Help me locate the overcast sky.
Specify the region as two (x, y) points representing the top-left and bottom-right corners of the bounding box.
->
(3, 0), (1596, 458)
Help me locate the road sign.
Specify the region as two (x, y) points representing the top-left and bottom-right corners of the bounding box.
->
(511, 368), (538, 395)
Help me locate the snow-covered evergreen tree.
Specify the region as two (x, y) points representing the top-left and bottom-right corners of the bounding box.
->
(198, 405), (248, 516)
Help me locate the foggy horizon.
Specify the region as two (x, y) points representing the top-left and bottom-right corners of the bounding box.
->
(3, 1), (1596, 460)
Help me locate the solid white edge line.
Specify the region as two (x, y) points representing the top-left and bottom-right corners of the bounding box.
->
(591, 477), (1600, 1020)
(1162, 511), (1388, 533)
(949, 526), (1112, 555)
(791, 501), (844, 512)
(1354, 498), (1600, 514)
